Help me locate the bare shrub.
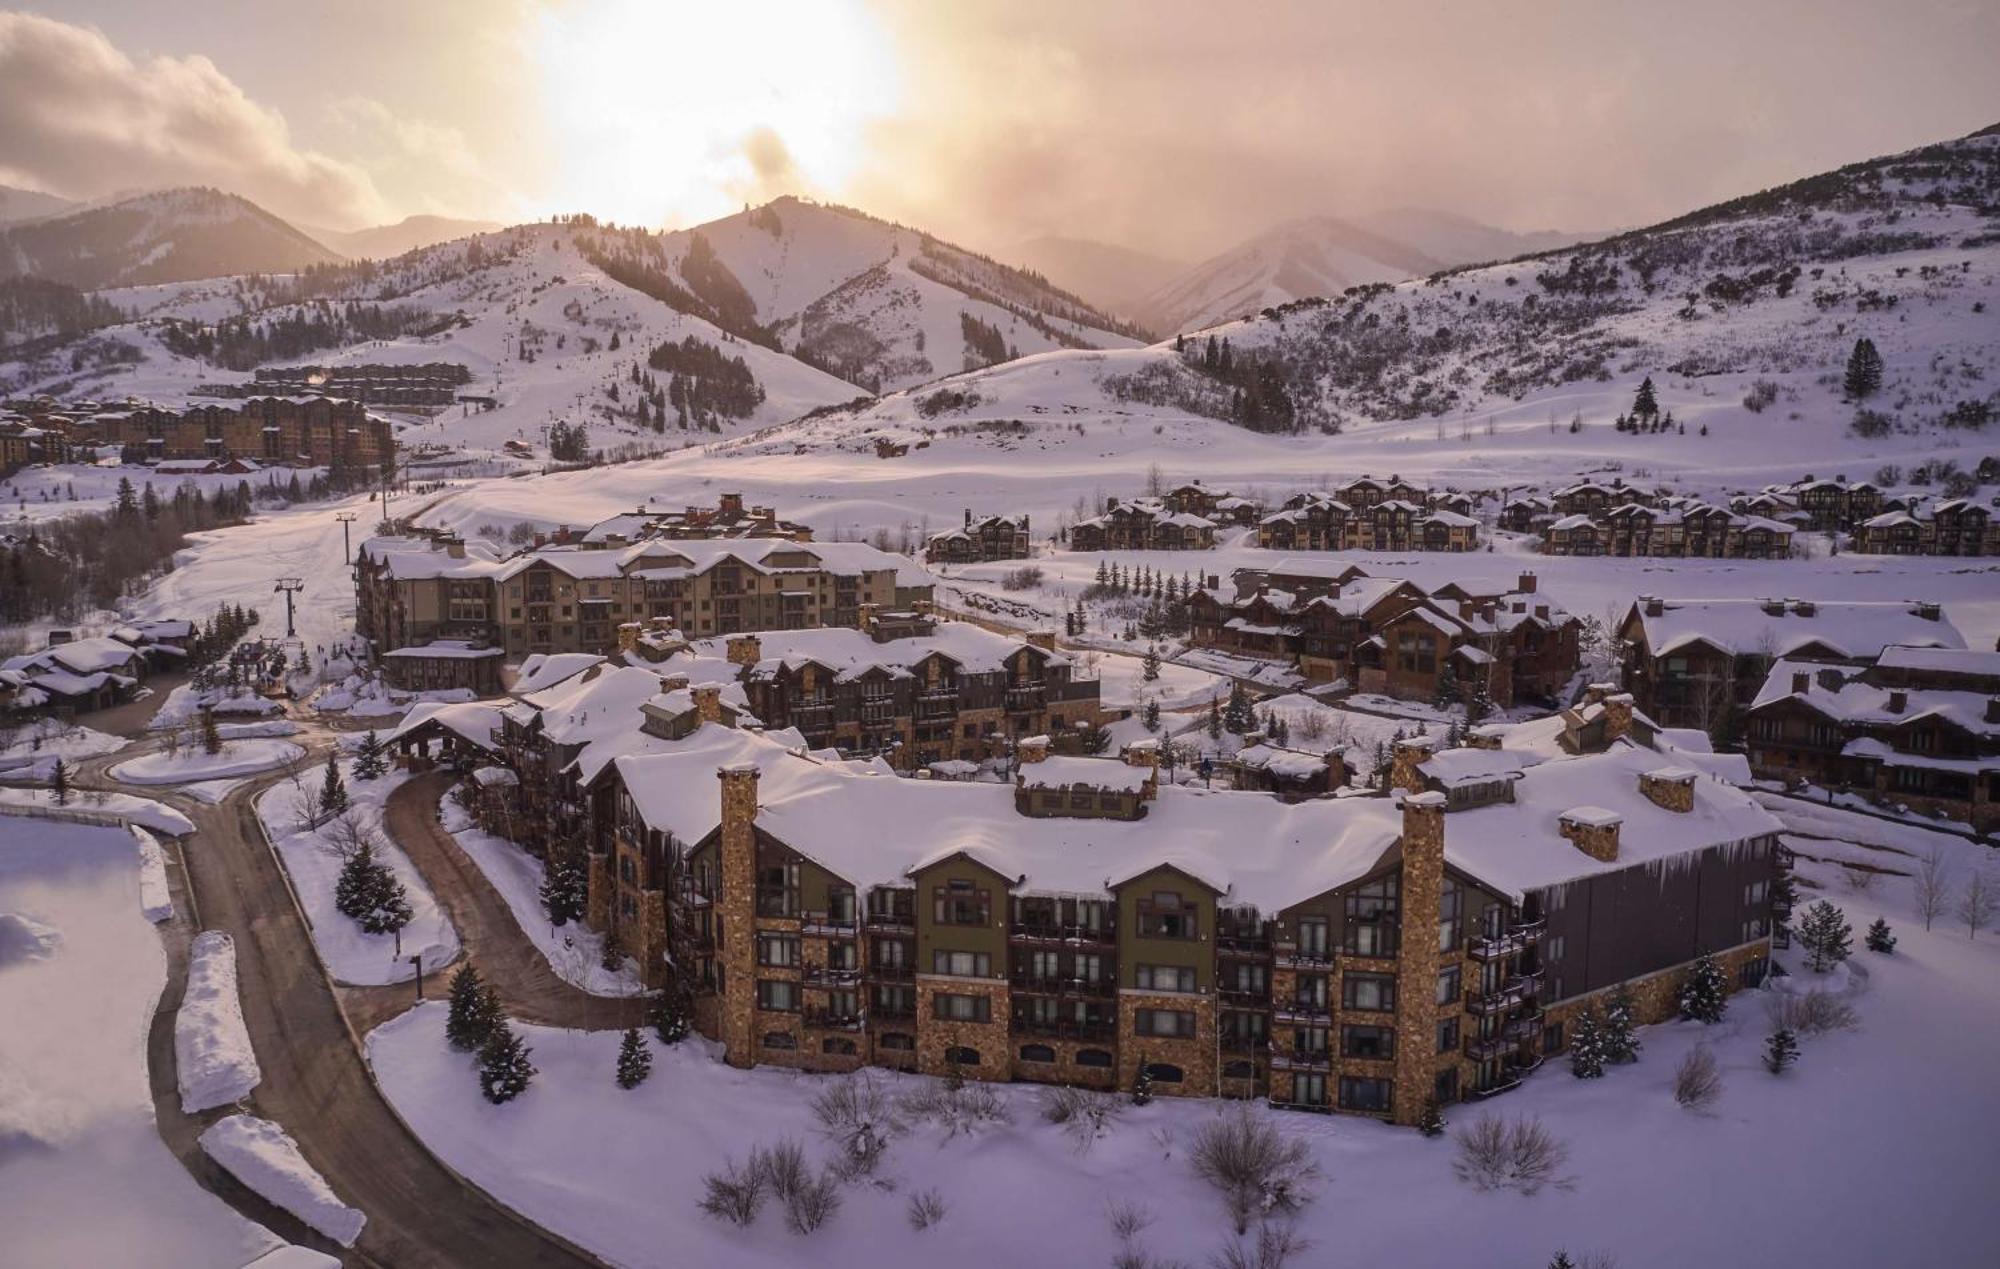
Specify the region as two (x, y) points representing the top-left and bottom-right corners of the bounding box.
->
(906, 1187), (948, 1231)
(754, 1138), (809, 1203)
(1040, 1084), (1122, 1152)
(1841, 863), (1879, 893)
(1108, 1198), (1154, 1242)
(1673, 1043), (1723, 1111)
(320, 810), (377, 863)
(1913, 843), (1953, 930)
(1189, 1107), (1320, 1235)
(1959, 869), (1996, 938)
(783, 1168), (842, 1235)
(1764, 989), (1859, 1036)
(1742, 379), (1780, 413)
(1451, 1113), (1573, 1195)
(1000, 565), (1045, 591)
(1209, 1223), (1313, 1269)
(897, 1078), (1012, 1139)
(698, 1157), (767, 1226)
(1292, 710), (1329, 743)
(811, 1073), (894, 1177)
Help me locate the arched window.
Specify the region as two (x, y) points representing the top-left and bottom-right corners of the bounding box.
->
(822, 1037), (856, 1056)
(878, 1032), (915, 1051)
(1018, 1043), (1056, 1064)
(1144, 1062), (1184, 1084)
(944, 1045), (981, 1067)
(1074, 1048), (1113, 1068)
(1222, 1060), (1254, 1080)
(761, 1031), (797, 1051)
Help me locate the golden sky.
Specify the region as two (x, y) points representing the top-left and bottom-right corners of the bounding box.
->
(5, 1), (1998, 258)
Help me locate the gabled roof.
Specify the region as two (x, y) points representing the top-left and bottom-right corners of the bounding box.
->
(1629, 598), (1965, 660)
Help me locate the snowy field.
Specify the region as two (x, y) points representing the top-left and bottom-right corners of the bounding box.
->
(0, 720), (127, 780)
(439, 795), (642, 997)
(367, 802), (2000, 1269)
(110, 737), (305, 787)
(253, 762), (460, 985)
(0, 816), (293, 1267)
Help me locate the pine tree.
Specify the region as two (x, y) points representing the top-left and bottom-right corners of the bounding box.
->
(1207, 695), (1223, 740)
(1551, 1255), (1577, 1269)
(600, 926), (625, 972)
(352, 730), (387, 780)
(114, 477), (139, 519)
(615, 1026), (652, 1089)
(48, 757), (71, 806)
(1764, 1027), (1799, 1075)
(1843, 337), (1883, 400)
(1141, 645), (1161, 682)
(360, 861), (413, 942)
(201, 707), (223, 756)
(446, 963), (499, 1051)
(1677, 951), (1728, 1023)
(1632, 376), (1659, 421)
(648, 985), (691, 1045)
(1568, 1008), (1606, 1078)
(1797, 900), (1853, 973)
(1417, 1097), (1446, 1138)
(1434, 661), (1462, 708)
(1864, 917), (1897, 954)
(539, 843), (588, 927)
(477, 1020), (536, 1103)
(318, 753), (349, 820)
(335, 839), (382, 922)
(1601, 983), (1642, 1064)
(1769, 866), (1799, 941)
(1223, 682), (1254, 735)
(1130, 1059), (1155, 1106)
(1141, 698), (1161, 733)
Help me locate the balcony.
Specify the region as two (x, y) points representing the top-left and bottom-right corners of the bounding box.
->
(1270, 1050), (1331, 1072)
(1272, 943), (1333, 971)
(1220, 1034), (1268, 1056)
(1464, 1033), (1512, 1063)
(1217, 934), (1273, 958)
(1004, 685), (1046, 712)
(1465, 984), (1527, 1017)
(1009, 923), (1117, 946)
(1502, 1010), (1545, 1042)
(802, 1008), (863, 1031)
(799, 911), (857, 936)
(1219, 988), (1271, 1007)
(1011, 972), (1115, 998)
(1273, 1001), (1332, 1024)
(866, 963), (914, 983)
(1014, 1018), (1115, 1043)
(803, 965), (862, 987)
(864, 910), (916, 934)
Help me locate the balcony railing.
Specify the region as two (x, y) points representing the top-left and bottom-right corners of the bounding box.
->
(1219, 987), (1271, 1007)
(1010, 972), (1115, 997)
(1269, 1050), (1331, 1072)
(1005, 685), (1045, 711)
(1217, 934), (1273, 957)
(1272, 943), (1334, 970)
(864, 911), (916, 933)
(1467, 923), (1545, 961)
(1273, 1001), (1331, 1023)
(1009, 923), (1117, 946)
(866, 964), (914, 983)
(798, 912), (857, 936)
(802, 1008), (863, 1031)
(1013, 1018), (1116, 1043)
(1464, 1034), (1511, 1062)
(803, 965), (862, 986)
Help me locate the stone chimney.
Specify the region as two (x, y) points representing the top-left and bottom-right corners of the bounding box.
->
(1024, 629), (1058, 652)
(1389, 735), (1435, 795)
(964, 507), (973, 528)
(1465, 725), (1505, 751)
(658, 673), (690, 692)
(1517, 571), (1537, 594)
(1642, 595), (1664, 618)
(858, 603), (880, 635)
(719, 492), (744, 518)
(444, 536), (466, 559)
(1391, 789), (1447, 1127)
(1124, 739), (1161, 799)
(1323, 747), (1350, 786)
(1639, 767), (1697, 813)
(1602, 692), (1634, 744)
(725, 634), (763, 666)
(1914, 601), (1942, 622)
(1559, 807), (1623, 862)
(1016, 734), (1051, 765)
(1583, 683), (1614, 706)
(692, 683), (724, 725)
(1887, 690), (1908, 714)
(716, 763), (761, 1068)
(1791, 671), (1810, 695)
(617, 622), (642, 654)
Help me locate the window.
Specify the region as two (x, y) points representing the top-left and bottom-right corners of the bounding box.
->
(1342, 974), (1396, 1012)
(1227, 962), (1268, 995)
(1296, 915), (1329, 958)
(1293, 1026), (1328, 1058)
(1434, 1067), (1459, 1104)
(1075, 1048), (1114, 1068)
(1136, 1009), (1196, 1038)
(1019, 1043), (1056, 1064)
(933, 993), (991, 1023)
(944, 1045), (981, 1067)
(1073, 953), (1104, 986)
(827, 942), (858, 972)
(1135, 964), (1196, 993)
(822, 1037), (856, 1055)
(1542, 1021), (1565, 1052)
(931, 950), (992, 978)
(1436, 1016), (1460, 1055)
(878, 1032), (915, 1052)
(1144, 1063), (1184, 1084)
(934, 879), (991, 926)
(1438, 878), (1463, 953)
(1344, 877), (1399, 956)
(1436, 964), (1461, 1006)
(1342, 1025), (1395, 1060)
(1338, 1076), (1394, 1112)
(1138, 891), (1198, 939)
(761, 1031), (797, 1051)
(757, 934), (799, 967)
(1294, 973), (1329, 1010)
(756, 980), (798, 1012)
(1739, 957), (1769, 988)
(1223, 1060), (1255, 1080)
(1027, 949), (1061, 980)
(1294, 1074), (1328, 1107)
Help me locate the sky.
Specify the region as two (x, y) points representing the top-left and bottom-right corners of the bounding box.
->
(2, 1), (1998, 263)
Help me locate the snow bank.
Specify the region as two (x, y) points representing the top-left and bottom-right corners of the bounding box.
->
(111, 739), (304, 786)
(131, 827), (174, 922)
(0, 912), (61, 966)
(0, 721), (126, 781)
(0, 787), (195, 837)
(199, 1115), (366, 1247)
(175, 931), (261, 1113)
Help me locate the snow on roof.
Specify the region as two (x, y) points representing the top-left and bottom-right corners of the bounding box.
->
(1875, 645), (2000, 677)
(1, 636), (147, 678)
(383, 641), (503, 659)
(1633, 598), (1964, 660)
(1017, 757), (1150, 792)
(385, 700), (504, 752)
(1422, 509), (1479, 528)
(356, 536), (502, 579)
(1233, 744), (1335, 780)
(1750, 658), (2000, 738)
(511, 652), (603, 695)
(492, 537), (932, 589)
(683, 623), (1063, 683)
(1418, 747), (1531, 788)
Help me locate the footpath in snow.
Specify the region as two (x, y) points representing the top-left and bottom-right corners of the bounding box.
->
(199, 1115), (367, 1248)
(253, 760), (459, 986)
(175, 930), (262, 1113)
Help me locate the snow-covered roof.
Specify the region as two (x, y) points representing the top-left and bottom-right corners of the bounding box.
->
(1750, 659), (2000, 738)
(491, 536), (933, 589)
(1631, 598), (1965, 660)
(356, 536), (503, 580)
(511, 652), (603, 695)
(679, 624), (1066, 683)
(1017, 757), (1150, 793)
(385, 700), (505, 752)
(384, 641), (503, 660)
(1875, 645), (2000, 678)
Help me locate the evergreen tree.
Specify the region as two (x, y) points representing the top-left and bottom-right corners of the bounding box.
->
(1567, 1008), (1607, 1078)
(1677, 951), (1729, 1023)
(1417, 1097), (1446, 1138)
(540, 843), (588, 927)
(335, 838), (383, 921)
(477, 1020), (536, 1103)
(318, 753), (349, 819)
(360, 863), (413, 942)
(201, 707), (223, 756)
(352, 730), (388, 780)
(113, 477), (139, 519)
(48, 757), (71, 806)
(1434, 662), (1462, 709)
(1864, 917), (1897, 955)
(615, 1026), (652, 1088)
(1223, 682), (1254, 735)
(1601, 983), (1642, 1064)
(1769, 866), (1799, 941)
(1797, 900), (1853, 973)
(1141, 698), (1161, 733)
(1763, 1027), (1799, 1075)
(1843, 337), (1883, 400)
(1141, 645), (1161, 682)
(1094, 559), (1109, 587)
(600, 926), (625, 973)
(446, 963), (498, 1051)
(1207, 695), (1223, 740)
(648, 985), (692, 1045)
(1130, 1059), (1154, 1106)
(1550, 1255), (1577, 1269)
(1632, 376), (1660, 420)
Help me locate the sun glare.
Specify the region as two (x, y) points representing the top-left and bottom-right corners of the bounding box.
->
(534, 0), (902, 228)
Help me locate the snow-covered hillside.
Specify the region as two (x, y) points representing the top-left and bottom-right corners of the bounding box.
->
(0, 188), (341, 290)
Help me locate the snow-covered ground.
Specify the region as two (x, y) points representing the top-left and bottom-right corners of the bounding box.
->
(0, 719), (127, 780)
(199, 1115), (367, 1248)
(367, 800), (1999, 1269)
(110, 738), (305, 787)
(0, 785), (195, 837)
(175, 930), (262, 1113)
(253, 762), (459, 986)
(439, 795), (641, 997)
(0, 816), (293, 1267)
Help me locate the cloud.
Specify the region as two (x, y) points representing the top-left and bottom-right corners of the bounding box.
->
(326, 97), (509, 221)
(722, 126), (803, 207)
(0, 11), (388, 225)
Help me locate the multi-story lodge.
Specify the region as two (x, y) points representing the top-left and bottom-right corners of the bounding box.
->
(1852, 498), (2000, 557)
(1188, 566), (1580, 707)
(575, 702), (1779, 1125)
(1540, 502), (1797, 558)
(1618, 595), (1966, 733)
(354, 532), (933, 661)
(1745, 646), (2000, 833)
(1069, 497), (1218, 551)
(925, 511), (1032, 564)
(1258, 492), (1480, 552)
(582, 493), (813, 544)
(1549, 478), (1656, 519)
(1730, 475), (1882, 534)
(26, 396), (395, 470)
(1162, 481), (1263, 526)
(648, 614), (1108, 768)
(240, 362), (472, 407)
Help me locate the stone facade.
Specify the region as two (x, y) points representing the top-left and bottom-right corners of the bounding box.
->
(1391, 793), (1446, 1125)
(1558, 811), (1623, 863)
(716, 766), (760, 1068)
(915, 977), (1013, 1081)
(1118, 991), (1218, 1096)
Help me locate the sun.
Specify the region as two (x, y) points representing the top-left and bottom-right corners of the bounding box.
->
(534, 0), (902, 228)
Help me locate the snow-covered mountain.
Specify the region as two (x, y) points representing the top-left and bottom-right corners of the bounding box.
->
(1351, 208), (1600, 270)
(305, 215), (505, 261)
(1006, 235), (1186, 325)
(575, 198), (1148, 393)
(0, 188), (341, 289)
(0, 184), (77, 225)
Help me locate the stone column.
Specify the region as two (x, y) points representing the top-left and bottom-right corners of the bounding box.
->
(1391, 791), (1446, 1126)
(717, 764), (761, 1068)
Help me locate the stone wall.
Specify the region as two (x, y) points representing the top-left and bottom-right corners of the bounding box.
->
(1391, 793), (1446, 1125)
(716, 767), (760, 1068)
(914, 977), (1012, 1082)
(1117, 992), (1218, 1097)
(1543, 938), (1772, 1039)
